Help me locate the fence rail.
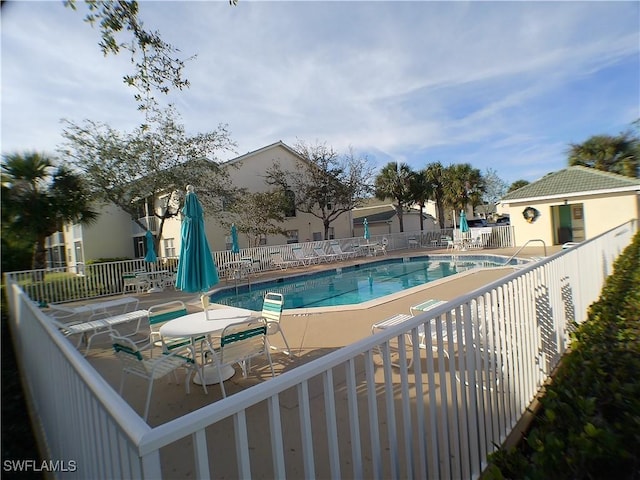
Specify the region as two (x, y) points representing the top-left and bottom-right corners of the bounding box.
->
(5, 222), (635, 479)
(6, 227), (514, 306)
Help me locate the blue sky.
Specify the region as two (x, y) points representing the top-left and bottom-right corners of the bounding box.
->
(2, 1), (638, 185)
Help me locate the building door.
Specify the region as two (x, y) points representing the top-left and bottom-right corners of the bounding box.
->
(552, 203), (585, 245)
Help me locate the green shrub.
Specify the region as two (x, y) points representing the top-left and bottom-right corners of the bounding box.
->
(488, 231), (640, 479)
(85, 257), (132, 265)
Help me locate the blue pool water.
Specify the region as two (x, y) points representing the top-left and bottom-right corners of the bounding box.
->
(209, 255), (521, 311)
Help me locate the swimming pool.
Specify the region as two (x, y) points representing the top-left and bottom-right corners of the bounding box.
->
(209, 255), (523, 311)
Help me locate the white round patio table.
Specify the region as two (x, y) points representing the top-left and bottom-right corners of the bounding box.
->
(159, 307), (256, 385)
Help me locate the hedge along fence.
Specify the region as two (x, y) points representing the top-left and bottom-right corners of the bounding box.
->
(487, 231), (640, 479)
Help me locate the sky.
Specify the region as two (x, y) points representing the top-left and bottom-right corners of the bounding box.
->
(2, 1), (639, 186)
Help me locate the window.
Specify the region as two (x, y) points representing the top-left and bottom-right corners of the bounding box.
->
(284, 189), (296, 217)
(328, 227), (335, 240)
(74, 241), (84, 263)
(134, 198), (154, 219)
(286, 230), (299, 244)
(163, 238), (176, 257)
(133, 236), (145, 258)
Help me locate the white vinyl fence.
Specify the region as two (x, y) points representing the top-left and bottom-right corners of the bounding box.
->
(4, 221), (635, 479)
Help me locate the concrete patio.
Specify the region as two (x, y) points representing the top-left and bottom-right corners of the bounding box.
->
(50, 245), (558, 478)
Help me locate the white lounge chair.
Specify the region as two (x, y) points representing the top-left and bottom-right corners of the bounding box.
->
(291, 246), (318, 265)
(329, 241), (356, 259)
(47, 296), (139, 320)
(270, 252), (300, 270)
(312, 246), (341, 262)
(371, 299), (449, 368)
(50, 308), (149, 355)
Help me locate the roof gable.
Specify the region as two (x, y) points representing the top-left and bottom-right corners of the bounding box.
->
(501, 166), (640, 202)
(224, 141), (307, 167)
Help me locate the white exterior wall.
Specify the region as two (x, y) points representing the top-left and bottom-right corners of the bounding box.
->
(504, 191), (639, 246)
(66, 203), (134, 264)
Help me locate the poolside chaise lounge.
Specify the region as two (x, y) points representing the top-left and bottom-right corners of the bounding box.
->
(329, 241), (357, 259)
(270, 251), (301, 270)
(49, 308), (149, 355)
(312, 246), (341, 263)
(291, 246), (318, 265)
(371, 299), (449, 368)
(47, 296), (140, 320)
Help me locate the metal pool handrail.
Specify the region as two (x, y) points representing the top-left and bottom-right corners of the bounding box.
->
(503, 238), (547, 264)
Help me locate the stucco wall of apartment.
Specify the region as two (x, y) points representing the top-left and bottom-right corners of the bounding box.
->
(211, 144), (352, 248)
(68, 203), (134, 263)
(506, 191), (639, 246)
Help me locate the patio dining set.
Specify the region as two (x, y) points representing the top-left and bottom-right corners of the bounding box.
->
(46, 291), (292, 422)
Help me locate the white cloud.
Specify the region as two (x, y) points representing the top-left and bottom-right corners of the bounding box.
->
(2, 0), (638, 184)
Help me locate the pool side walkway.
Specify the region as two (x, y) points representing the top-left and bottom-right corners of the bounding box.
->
(57, 245), (559, 477)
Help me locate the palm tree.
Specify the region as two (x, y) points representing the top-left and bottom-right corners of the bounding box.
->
(2, 152), (98, 271)
(424, 162), (447, 229)
(443, 164), (485, 216)
(568, 132), (639, 178)
(408, 169), (433, 232)
(374, 162), (414, 232)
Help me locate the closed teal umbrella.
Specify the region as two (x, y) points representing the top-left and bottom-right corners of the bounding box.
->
(175, 186), (220, 293)
(231, 223), (239, 254)
(363, 218), (370, 240)
(144, 230), (157, 263)
(459, 210), (469, 234)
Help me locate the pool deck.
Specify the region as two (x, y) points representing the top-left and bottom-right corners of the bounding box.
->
(54, 245), (559, 477)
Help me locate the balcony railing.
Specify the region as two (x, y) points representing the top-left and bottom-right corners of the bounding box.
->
(4, 221), (636, 478)
(132, 216), (159, 235)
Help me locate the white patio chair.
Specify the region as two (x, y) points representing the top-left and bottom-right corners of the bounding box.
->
(372, 237), (388, 256)
(147, 300), (208, 394)
(160, 271), (176, 289)
(260, 292), (292, 356)
(469, 236), (484, 249)
(110, 334), (196, 421)
(122, 273), (149, 294)
(206, 318), (275, 398)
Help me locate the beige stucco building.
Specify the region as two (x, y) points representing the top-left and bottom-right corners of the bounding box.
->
(499, 166), (640, 247)
(52, 142), (353, 267)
